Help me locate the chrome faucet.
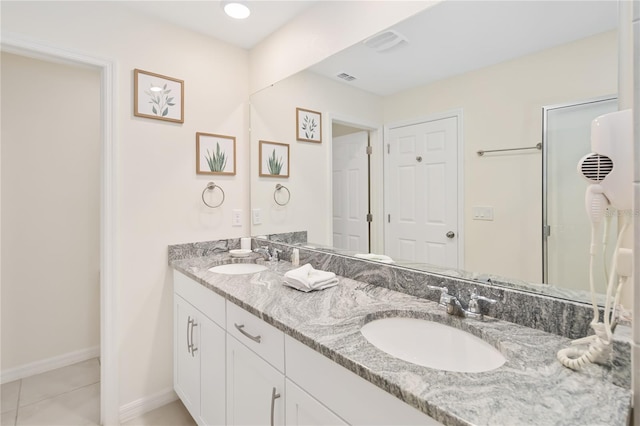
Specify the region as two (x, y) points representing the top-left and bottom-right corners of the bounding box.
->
(253, 247), (271, 260)
(428, 285), (497, 320)
(253, 246), (281, 263)
(269, 248), (282, 262)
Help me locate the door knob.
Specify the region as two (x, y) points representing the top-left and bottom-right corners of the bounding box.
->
(446, 231), (455, 239)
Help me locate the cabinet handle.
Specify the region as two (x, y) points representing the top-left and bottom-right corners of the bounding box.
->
(270, 387), (281, 426)
(186, 316), (193, 355)
(190, 319), (198, 357)
(234, 323), (261, 343)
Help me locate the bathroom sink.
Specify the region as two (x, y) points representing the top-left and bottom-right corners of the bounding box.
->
(208, 263), (268, 275)
(360, 317), (506, 373)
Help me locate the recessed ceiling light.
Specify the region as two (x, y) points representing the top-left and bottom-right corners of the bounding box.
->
(223, 1), (251, 20)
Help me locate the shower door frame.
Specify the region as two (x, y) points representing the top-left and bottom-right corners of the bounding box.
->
(541, 95), (617, 284)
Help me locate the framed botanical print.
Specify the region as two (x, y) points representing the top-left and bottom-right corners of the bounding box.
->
(134, 69), (184, 123)
(259, 140), (289, 178)
(196, 132), (236, 175)
(296, 107), (322, 143)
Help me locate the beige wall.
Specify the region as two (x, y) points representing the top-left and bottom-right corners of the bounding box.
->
(1, 52), (101, 369)
(1, 1), (250, 408)
(384, 30), (618, 282)
(251, 71), (383, 245)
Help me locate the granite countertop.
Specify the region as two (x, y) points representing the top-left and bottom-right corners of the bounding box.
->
(170, 253), (631, 426)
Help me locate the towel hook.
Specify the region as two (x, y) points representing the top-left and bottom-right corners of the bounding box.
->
(274, 184), (291, 206)
(202, 182), (225, 208)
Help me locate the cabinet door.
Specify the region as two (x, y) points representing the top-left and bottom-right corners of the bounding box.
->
(286, 379), (349, 426)
(200, 316), (226, 425)
(174, 295), (201, 417)
(227, 335), (284, 426)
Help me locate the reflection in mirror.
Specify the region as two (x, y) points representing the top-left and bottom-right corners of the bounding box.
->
(250, 0), (619, 304)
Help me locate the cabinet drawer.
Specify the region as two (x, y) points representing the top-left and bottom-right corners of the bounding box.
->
(174, 270), (225, 328)
(226, 301), (285, 373)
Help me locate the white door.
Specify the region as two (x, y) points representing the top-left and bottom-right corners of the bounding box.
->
(174, 296), (201, 418)
(199, 315), (226, 426)
(285, 379), (348, 426)
(386, 116), (459, 267)
(332, 131), (369, 252)
(226, 335), (285, 426)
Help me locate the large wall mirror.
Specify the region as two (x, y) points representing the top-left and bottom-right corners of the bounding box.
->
(250, 1), (620, 304)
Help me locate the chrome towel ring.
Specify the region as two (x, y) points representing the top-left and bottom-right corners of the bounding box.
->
(274, 184), (290, 206)
(202, 182), (225, 208)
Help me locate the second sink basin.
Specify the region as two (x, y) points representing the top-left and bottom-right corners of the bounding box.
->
(208, 263), (268, 275)
(360, 317), (506, 373)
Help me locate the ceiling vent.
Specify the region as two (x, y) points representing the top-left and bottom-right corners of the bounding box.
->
(363, 30), (408, 53)
(336, 72), (356, 82)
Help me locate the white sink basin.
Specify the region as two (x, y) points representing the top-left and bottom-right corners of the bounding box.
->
(360, 317), (506, 373)
(208, 263), (268, 275)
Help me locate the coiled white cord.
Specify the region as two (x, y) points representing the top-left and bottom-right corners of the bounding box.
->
(557, 209), (629, 370)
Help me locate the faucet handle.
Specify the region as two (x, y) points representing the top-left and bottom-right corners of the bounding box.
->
(270, 247), (282, 261)
(470, 287), (497, 303)
(427, 284), (450, 307)
(468, 288), (497, 314)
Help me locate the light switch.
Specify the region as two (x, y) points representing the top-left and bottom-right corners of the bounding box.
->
(252, 208), (262, 225)
(472, 206), (494, 221)
(232, 209), (242, 227)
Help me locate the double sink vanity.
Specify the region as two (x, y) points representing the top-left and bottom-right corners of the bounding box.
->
(168, 237), (632, 426)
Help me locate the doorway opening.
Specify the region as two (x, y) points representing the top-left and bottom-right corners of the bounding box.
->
(0, 35), (118, 425)
(330, 118), (382, 254)
(542, 96), (617, 288)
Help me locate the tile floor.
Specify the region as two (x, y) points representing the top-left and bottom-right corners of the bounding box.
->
(1, 359), (195, 425)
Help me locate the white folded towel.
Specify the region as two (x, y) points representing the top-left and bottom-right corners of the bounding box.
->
(283, 264), (338, 292)
(354, 253), (395, 264)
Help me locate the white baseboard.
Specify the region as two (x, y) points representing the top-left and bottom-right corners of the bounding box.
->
(1, 346), (100, 384)
(119, 387), (178, 423)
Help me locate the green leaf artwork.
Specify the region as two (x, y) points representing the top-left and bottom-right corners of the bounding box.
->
(267, 149), (283, 175)
(145, 82), (174, 117)
(204, 142), (227, 172)
(301, 115), (318, 139)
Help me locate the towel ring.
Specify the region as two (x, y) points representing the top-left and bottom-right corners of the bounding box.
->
(202, 182), (225, 208)
(274, 184), (291, 206)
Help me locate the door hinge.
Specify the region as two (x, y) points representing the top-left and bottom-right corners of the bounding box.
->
(387, 144), (390, 154)
(388, 214), (391, 223)
(366, 213), (373, 222)
(366, 145), (373, 155)
(543, 225), (551, 237)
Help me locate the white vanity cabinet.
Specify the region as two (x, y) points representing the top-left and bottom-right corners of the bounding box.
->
(226, 301), (285, 426)
(174, 271), (440, 426)
(173, 272), (226, 426)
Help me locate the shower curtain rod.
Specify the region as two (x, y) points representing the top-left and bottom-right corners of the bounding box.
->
(477, 142), (542, 156)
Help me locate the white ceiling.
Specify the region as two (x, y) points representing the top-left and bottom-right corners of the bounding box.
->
(121, 1), (618, 95)
(309, 1), (619, 96)
(122, 1), (317, 49)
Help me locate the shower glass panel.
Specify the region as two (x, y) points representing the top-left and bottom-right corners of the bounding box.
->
(543, 97), (617, 290)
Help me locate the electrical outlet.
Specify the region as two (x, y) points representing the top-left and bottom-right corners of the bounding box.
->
(252, 208), (262, 225)
(232, 209), (242, 227)
(472, 206), (494, 221)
